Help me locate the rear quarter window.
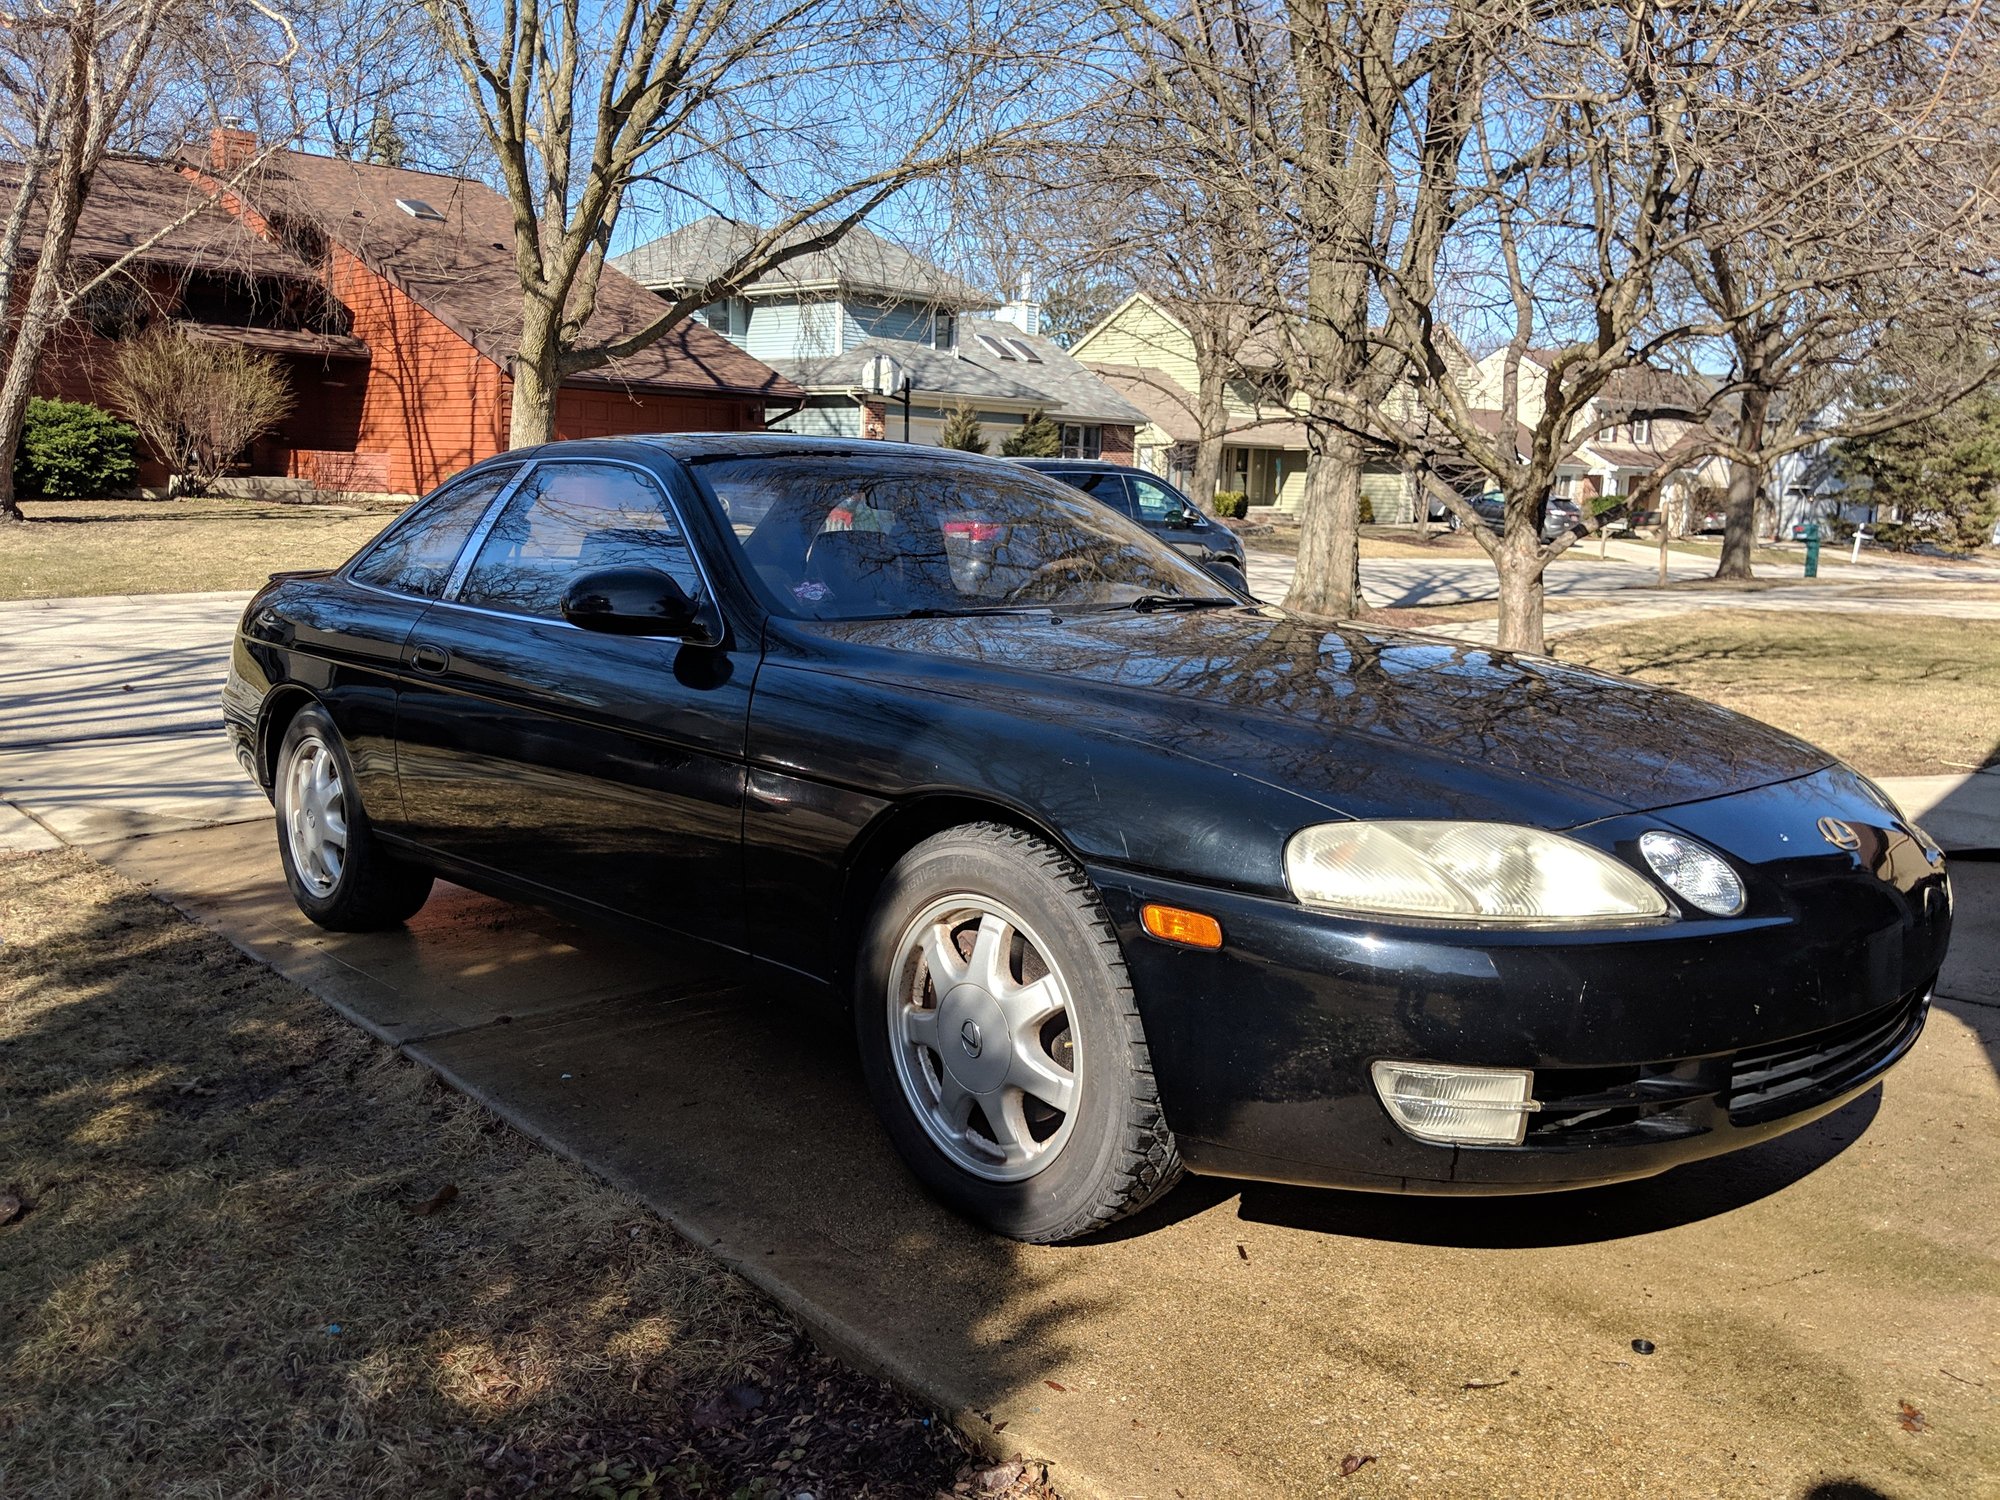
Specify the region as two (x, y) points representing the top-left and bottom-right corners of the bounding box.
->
(348, 466), (517, 598)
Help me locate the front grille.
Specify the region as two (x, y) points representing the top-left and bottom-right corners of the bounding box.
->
(1727, 990), (1930, 1126)
(1524, 1060), (1716, 1145)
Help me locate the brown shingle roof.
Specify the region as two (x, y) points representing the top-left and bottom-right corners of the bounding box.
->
(227, 150), (799, 400)
(1, 156), (319, 280)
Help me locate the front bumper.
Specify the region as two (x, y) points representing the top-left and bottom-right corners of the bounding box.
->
(1088, 773), (1951, 1194)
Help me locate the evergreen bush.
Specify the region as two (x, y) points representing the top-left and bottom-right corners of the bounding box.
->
(1000, 408), (1063, 457)
(13, 398), (139, 497)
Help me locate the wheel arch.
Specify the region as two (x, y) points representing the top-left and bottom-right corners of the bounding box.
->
(831, 792), (1086, 993)
(256, 684), (321, 788)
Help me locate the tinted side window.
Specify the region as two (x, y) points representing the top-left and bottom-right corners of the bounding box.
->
(1129, 476), (1189, 524)
(457, 461), (700, 618)
(348, 466), (516, 597)
(1053, 470), (1133, 518)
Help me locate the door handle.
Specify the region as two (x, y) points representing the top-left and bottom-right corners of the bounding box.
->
(410, 643), (450, 675)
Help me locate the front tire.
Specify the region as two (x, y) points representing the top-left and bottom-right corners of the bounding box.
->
(855, 823), (1182, 1242)
(274, 704), (433, 931)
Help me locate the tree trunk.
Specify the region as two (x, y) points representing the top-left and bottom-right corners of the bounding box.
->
(509, 312), (561, 447)
(1714, 383), (1772, 581)
(0, 157), (91, 524)
(0, 270), (64, 524)
(1285, 423), (1363, 618)
(1190, 361), (1229, 511)
(1493, 530), (1547, 654)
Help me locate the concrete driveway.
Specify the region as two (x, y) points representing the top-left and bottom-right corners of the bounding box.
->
(4, 590), (1998, 1498)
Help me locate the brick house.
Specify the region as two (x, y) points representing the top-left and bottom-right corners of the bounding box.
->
(25, 132), (798, 496)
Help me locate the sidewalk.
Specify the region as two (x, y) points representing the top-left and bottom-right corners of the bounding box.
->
(1878, 768), (2000, 856)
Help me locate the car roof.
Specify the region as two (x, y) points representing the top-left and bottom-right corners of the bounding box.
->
(1011, 457), (1132, 471)
(475, 431), (1056, 472)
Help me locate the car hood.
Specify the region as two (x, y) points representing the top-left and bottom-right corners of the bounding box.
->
(806, 605), (1833, 826)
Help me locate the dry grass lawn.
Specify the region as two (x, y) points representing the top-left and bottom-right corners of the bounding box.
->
(0, 498), (403, 600)
(1552, 610), (2000, 776)
(0, 850), (1003, 1499)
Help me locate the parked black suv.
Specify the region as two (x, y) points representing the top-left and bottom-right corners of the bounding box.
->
(1012, 459), (1249, 594)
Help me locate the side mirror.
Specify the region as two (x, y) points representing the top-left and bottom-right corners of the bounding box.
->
(561, 566), (706, 639)
(1165, 507), (1199, 530)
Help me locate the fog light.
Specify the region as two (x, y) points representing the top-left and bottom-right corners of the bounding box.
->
(1370, 1061), (1539, 1145)
(1638, 831), (1745, 916)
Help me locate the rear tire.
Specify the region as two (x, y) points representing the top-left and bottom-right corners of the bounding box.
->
(274, 704), (433, 931)
(855, 822), (1182, 1243)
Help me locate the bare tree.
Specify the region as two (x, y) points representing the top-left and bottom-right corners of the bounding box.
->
(0, 0), (296, 523)
(1099, 0), (1491, 618)
(1664, 4), (2000, 579)
(423, 0), (1049, 447)
(1342, 1), (1996, 650)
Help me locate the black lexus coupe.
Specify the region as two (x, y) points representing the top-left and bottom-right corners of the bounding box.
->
(224, 436), (1952, 1243)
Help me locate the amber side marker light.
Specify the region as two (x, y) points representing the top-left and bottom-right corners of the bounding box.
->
(1141, 903), (1224, 950)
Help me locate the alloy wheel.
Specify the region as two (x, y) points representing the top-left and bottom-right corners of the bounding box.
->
(283, 734), (349, 898)
(887, 894), (1081, 1182)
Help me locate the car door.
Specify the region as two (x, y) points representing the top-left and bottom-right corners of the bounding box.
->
(391, 456), (755, 944)
(1128, 473), (1213, 560)
(312, 462), (526, 825)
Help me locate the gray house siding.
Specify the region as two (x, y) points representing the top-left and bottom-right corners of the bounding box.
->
(840, 298), (940, 350)
(769, 399), (863, 438)
(744, 300), (841, 363)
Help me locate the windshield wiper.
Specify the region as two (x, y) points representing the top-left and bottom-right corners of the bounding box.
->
(1122, 594), (1240, 613)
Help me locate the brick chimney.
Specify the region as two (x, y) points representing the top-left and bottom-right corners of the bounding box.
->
(208, 123), (257, 174)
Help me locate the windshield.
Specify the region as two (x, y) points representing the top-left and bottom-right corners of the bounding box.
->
(686, 452), (1233, 620)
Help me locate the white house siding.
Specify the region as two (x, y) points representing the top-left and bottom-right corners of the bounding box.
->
(841, 299), (941, 350)
(1361, 462), (1415, 523)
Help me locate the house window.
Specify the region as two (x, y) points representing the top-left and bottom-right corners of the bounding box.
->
(697, 298), (746, 338)
(1004, 336), (1042, 363)
(1060, 424), (1101, 459)
(1552, 472), (1578, 499)
(975, 332), (1018, 361)
(934, 312), (955, 350)
(1631, 416), (1651, 443)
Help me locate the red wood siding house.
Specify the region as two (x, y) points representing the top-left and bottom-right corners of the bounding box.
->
(24, 134), (800, 496)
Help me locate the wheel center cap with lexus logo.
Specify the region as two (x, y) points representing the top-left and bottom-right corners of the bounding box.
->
(1817, 816), (1862, 852)
(959, 1019), (984, 1057)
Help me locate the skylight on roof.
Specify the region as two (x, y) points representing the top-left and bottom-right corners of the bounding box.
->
(395, 197), (446, 222)
(1004, 337), (1042, 363)
(974, 332), (1017, 360)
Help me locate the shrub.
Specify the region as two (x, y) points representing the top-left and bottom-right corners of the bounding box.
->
(939, 400), (987, 454)
(1868, 520), (1918, 552)
(1000, 408), (1062, 457)
(13, 397), (138, 497)
(1212, 491), (1248, 518)
(1357, 494), (1376, 525)
(106, 327), (293, 496)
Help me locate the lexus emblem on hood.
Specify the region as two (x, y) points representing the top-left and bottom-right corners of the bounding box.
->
(1817, 816), (1862, 852)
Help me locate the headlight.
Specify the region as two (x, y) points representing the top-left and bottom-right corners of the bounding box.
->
(1284, 821), (1669, 926)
